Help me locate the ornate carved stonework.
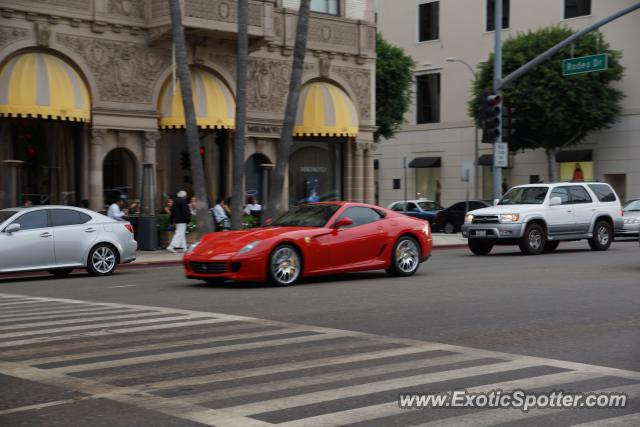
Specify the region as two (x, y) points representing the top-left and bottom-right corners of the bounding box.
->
(144, 131), (161, 148)
(34, 22), (51, 47)
(19, 0), (89, 10)
(319, 57), (331, 78)
(309, 20), (358, 47)
(91, 128), (107, 145)
(184, 0), (262, 27)
(333, 66), (372, 121)
(108, 0), (145, 19)
(205, 53), (237, 80)
(247, 58), (291, 113)
(0, 26), (28, 51)
(56, 34), (171, 104)
(151, 0), (169, 19)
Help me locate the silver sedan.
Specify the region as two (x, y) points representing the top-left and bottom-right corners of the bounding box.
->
(616, 199), (640, 239)
(0, 206), (137, 276)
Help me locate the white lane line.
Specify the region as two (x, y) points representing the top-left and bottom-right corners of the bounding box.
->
(0, 397), (93, 415)
(276, 370), (598, 427)
(0, 300), (56, 307)
(223, 359), (537, 417)
(50, 332), (352, 374)
(570, 413), (640, 427)
(0, 306), (140, 320)
(0, 303), (90, 315)
(0, 318), (235, 348)
(179, 353), (486, 405)
(0, 312), (182, 331)
(413, 383), (640, 427)
(108, 285), (137, 288)
(0, 309), (146, 324)
(22, 327), (306, 365)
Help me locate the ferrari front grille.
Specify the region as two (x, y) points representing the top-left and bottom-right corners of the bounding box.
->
(191, 262), (228, 274)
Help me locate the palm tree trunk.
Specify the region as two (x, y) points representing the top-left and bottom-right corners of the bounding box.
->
(266, 0), (311, 220)
(168, 0), (214, 237)
(546, 147), (558, 182)
(231, 0), (248, 230)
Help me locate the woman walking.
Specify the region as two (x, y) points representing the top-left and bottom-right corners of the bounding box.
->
(166, 190), (191, 253)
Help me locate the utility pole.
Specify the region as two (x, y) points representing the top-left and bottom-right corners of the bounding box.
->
(492, 0), (503, 201)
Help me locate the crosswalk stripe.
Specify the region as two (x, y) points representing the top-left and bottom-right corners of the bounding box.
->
(223, 359), (537, 416)
(569, 413), (640, 427)
(0, 303), (91, 315)
(275, 370), (598, 427)
(0, 306), (140, 320)
(0, 308), (143, 323)
(0, 311), (183, 331)
(49, 331), (352, 374)
(0, 300), (57, 307)
(412, 383), (640, 427)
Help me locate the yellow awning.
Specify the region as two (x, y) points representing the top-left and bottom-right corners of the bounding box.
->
(294, 82), (358, 137)
(158, 68), (235, 129)
(0, 52), (90, 122)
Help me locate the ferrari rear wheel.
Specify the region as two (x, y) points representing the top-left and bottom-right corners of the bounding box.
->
(387, 236), (421, 277)
(268, 244), (302, 286)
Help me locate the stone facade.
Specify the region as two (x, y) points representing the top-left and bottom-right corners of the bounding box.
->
(0, 0), (376, 210)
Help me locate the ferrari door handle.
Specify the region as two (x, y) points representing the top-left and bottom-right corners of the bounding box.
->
(40, 232), (52, 238)
(85, 228), (96, 233)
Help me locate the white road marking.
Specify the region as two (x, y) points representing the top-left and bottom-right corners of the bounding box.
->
(108, 285), (137, 288)
(0, 311), (181, 331)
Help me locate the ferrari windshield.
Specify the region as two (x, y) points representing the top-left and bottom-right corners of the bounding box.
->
(270, 204), (340, 227)
(0, 210), (18, 224)
(499, 187), (548, 205)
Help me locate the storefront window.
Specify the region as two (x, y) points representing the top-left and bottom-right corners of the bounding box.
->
(415, 167), (441, 204)
(288, 140), (342, 206)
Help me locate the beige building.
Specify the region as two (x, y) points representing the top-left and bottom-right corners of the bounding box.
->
(0, 0), (377, 211)
(376, 0), (640, 208)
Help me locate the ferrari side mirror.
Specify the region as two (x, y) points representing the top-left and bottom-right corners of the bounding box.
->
(334, 217), (353, 228)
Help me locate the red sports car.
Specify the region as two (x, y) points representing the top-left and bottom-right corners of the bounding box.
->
(183, 202), (433, 286)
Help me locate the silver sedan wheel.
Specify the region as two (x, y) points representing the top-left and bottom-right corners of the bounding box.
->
(271, 247), (300, 285)
(597, 225), (610, 245)
(92, 246), (116, 274)
(396, 239), (419, 273)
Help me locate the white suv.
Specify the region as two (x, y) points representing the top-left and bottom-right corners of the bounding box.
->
(461, 183), (623, 255)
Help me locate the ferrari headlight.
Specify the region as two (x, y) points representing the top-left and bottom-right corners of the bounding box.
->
(239, 240), (261, 254)
(187, 241), (201, 254)
(499, 214), (521, 223)
(422, 222), (431, 236)
(464, 214), (474, 223)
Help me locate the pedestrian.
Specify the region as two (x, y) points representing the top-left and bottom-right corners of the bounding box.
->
(211, 197), (229, 231)
(189, 196), (197, 216)
(162, 198), (173, 215)
(23, 198), (32, 208)
(107, 198), (127, 221)
(166, 190), (191, 253)
(223, 197), (232, 217)
(243, 196), (262, 216)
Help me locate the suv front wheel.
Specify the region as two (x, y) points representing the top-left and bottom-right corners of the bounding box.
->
(588, 220), (612, 251)
(468, 240), (493, 255)
(519, 223), (546, 255)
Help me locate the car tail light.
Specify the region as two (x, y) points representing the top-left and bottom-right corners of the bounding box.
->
(621, 209), (624, 217)
(124, 224), (134, 233)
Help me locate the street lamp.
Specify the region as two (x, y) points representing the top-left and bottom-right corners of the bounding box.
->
(446, 57), (480, 200)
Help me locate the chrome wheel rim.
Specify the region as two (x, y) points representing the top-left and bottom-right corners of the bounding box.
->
(396, 239), (419, 273)
(597, 226), (610, 245)
(271, 247), (300, 285)
(92, 246), (116, 274)
(529, 229), (543, 250)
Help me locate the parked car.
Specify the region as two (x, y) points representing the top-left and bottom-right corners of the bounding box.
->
(387, 199), (444, 224)
(461, 183), (623, 255)
(616, 198), (640, 238)
(0, 206), (137, 276)
(434, 200), (491, 233)
(184, 202), (433, 286)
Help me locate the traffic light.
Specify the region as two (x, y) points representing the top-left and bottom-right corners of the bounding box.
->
(481, 93), (502, 143)
(501, 106), (517, 143)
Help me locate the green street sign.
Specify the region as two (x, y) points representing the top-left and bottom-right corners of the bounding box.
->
(563, 54), (608, 76)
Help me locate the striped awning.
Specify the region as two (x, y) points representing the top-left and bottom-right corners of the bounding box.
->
(0, 52), (90, 122)
(158, 68), (235, 129)
(294, 82), (358, 137)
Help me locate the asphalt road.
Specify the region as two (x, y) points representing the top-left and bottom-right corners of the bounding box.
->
(0, 239), (638, 426)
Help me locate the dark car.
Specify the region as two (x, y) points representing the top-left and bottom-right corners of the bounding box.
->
(387, 200), (444, 225)
(434, 200), (491, 233)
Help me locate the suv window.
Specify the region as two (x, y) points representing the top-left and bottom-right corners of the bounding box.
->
(407, 202), (419, 211)
(550, 187), (571, 205)
(50, 209), (91, 227)
(588, 184), (616, 202)
(499, 187), (548, 205)
(338, 207), (382, 228)
(11, 211), (48, 230)
(568, 186), (592, 204)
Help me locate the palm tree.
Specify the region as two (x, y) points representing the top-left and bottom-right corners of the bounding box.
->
(231, 0), (248, 230)
(167, 0), (214, 236)
(266, 0), (311, 219)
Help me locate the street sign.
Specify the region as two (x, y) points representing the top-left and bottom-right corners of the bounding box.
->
(494, 142), (509, 168)
(562, 54), (608, 76)
(461, 161), (473, 183)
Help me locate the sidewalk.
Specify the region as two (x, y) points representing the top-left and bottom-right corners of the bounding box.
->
(130, 233), (468, 265)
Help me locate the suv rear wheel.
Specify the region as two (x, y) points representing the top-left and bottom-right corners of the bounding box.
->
(588, 220), (612, 251)
(468, 240), (493, 255)
(519, 223), (546, 255)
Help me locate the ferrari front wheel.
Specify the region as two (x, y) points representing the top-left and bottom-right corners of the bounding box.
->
(268, 244), (302, 286)
(387, 236), (421, 277)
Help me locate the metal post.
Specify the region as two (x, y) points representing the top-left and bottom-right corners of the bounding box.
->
(492, 0), (503, 201)
(403, 156), (408, 203)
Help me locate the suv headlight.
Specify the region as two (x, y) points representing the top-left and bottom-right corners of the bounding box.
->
(464, 214), (474, 223)
(239, 240), (261, 254)
(499, 214), (520, 223)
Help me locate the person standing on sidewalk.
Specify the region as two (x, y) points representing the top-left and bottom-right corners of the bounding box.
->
(166, 190), (191, 253)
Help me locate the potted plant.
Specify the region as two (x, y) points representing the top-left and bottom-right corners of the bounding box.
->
(157, 214), (172, 249)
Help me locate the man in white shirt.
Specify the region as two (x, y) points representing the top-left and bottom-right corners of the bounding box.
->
(107, 199), (127, 221)
(211, 197), (228, 230)
(243, 197), (262, 215)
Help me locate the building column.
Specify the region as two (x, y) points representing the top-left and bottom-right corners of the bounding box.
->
(89, 128), (106, 211)
(143, 131), (161, 213)
(343, 138), (353, 201)
(353, 141), (365, 203)
(363, 143), (376, 205)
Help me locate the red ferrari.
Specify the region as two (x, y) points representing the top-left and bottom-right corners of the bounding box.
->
(183, 202), (433, 286)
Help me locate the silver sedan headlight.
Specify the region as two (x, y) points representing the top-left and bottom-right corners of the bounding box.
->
(239, 240), (261, 254)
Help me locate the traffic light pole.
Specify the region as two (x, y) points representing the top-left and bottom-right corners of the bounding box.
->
(492, 0), (503, 202)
